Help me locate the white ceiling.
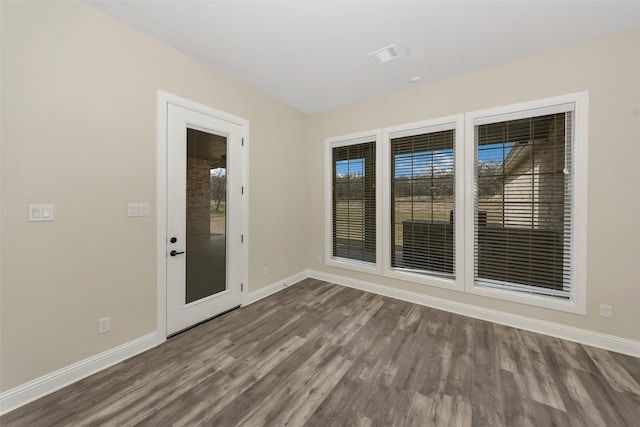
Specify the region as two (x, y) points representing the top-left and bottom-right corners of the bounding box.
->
(87, 1), (640, 115)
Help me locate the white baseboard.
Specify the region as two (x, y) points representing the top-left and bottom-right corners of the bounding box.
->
(4, 269), (637, 416)
(0, 269), (310, 416)
(245, 270), (309, 305)
(0, 332), (159, 415)
(309, 270), (640, 358)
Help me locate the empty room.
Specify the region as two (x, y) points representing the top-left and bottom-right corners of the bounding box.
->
(1, 1), (639, 425)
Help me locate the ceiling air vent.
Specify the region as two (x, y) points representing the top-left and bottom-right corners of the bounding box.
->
(368, 44), (399, 65)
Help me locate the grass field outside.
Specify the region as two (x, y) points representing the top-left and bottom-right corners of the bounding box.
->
(210, 201), (226, 235)
(335, 197), (454, 247)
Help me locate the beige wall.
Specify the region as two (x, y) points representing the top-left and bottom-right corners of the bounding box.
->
(0, 1), (308, 391)
(308, 29), (640, 342)
(2, 0), (639, 398)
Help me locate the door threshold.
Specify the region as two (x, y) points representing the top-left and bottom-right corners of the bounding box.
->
(167, 305), (241, 338)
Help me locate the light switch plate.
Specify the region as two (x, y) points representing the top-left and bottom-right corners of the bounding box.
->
(128, 203), (150, 217)
(28, 204), (55, 221)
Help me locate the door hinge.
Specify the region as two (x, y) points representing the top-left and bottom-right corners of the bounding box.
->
(241, 186), (244, 194)
(241, 234), (244, 243)
(241, 283), (244, 292)
(242, 138), (244, 146)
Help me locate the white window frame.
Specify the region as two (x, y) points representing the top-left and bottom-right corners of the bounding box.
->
(382, 115), (465, 291)
(464, 92), (588, 314)
(325, 129), (382, 275)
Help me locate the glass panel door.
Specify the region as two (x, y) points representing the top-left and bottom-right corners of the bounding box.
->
(166, 102), (243, 336)
(185, 128), (227, 303)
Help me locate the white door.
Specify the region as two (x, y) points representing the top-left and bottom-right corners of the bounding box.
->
(166, 104), (243, 335)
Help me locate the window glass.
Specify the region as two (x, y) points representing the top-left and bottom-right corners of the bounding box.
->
(332, 142), (376, 264)
(391, 129), (455, 277)
(475, 112), (572, 296)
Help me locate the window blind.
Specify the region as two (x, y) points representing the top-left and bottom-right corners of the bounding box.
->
(391, 129), (455, 277)
(332, 141), (376, 263)
(474, 111), (573, 297)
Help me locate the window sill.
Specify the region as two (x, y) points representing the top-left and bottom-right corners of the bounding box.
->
(466, 283), (586, 315)
(325, 257), (381, 276)
(383, 268), (464, 292)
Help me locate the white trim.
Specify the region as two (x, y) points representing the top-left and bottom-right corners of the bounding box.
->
(381, 115), (465, 292)
(325, 133), (376, 148)
(241, 125), (250, 307)
(386, 121), (457, 139)
(157, 90), (250, 338)
(158, 91), (249, 127)
(571, 91), (589, 315)
(4, 264), (636, 416)
(308, 270), (640, 358)
(0, 333), (158, 415)
(473, 102), (575, 126)
(324, 129), (382, 276)
(464, 91), (588, 315)
(156, 92), (169, 343)
(245, 270), (309, 305)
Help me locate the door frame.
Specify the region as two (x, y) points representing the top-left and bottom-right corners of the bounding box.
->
(156, 90), (249, 342)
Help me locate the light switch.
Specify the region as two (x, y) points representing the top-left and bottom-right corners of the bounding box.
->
(29, 204), (54, 222)
(128, 203), (150, 217)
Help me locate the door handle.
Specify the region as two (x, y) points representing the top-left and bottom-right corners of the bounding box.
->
(170, 250), (185, 257)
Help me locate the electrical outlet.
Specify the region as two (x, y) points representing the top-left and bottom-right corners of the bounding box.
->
(263, 266), (269, 276)
(599, 304), (613, 318)
(98, 317), (111, 334)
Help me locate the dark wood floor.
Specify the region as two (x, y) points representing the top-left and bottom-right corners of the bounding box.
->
(3, 278), (639, 426)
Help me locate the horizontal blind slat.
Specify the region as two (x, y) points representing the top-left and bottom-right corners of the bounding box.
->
(332, 140), (376, 264)
(391, 129), (456, 278)
(474, 111), (573, 297)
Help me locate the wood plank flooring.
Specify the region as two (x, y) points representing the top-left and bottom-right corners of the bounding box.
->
(2, 278), (639, 426)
